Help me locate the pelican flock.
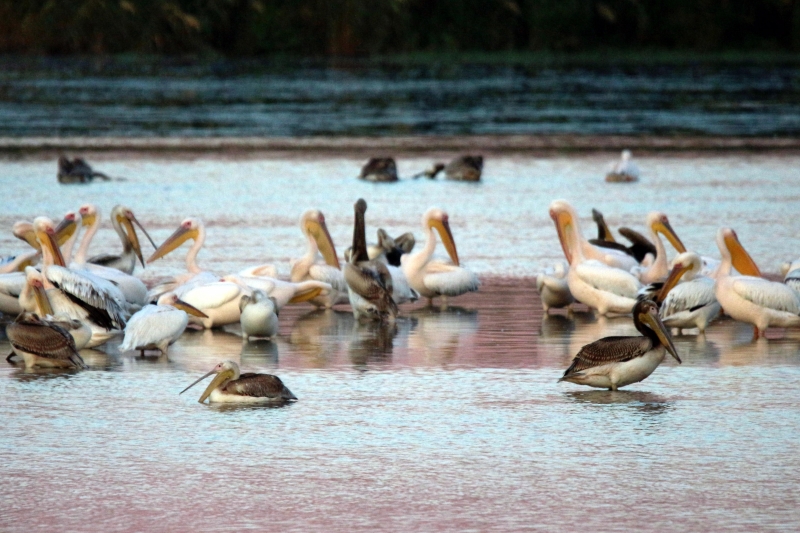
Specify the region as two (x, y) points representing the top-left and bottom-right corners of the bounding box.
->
(1, 181), (796, 396)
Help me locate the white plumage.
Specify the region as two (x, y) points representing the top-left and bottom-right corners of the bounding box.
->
(659, 252), (720, 333)
(239, 290), (279, 339)
(535, 260), (574, 312)
(119, 293), (192, 354)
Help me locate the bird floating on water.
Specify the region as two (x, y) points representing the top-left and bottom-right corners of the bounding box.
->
(6, 312), (87, 369)
(559, 299), (681, 390)
(358, 157), (398, 182)
(57, 156), (112, 184)
(605, 150), (640, 182)
(180, 360), (297, 404)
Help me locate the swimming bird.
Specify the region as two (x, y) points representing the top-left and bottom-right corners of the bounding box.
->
(559, 299), (681, 390)
(358, 157), (398, 182)
(57, 156), (111, 184)
(180, 360), (297, 404)
(344, 199), (398, 321)
(400, 207), (479, 305)
(412, 163), (445, 179)
(535, 260), (574, 312)
(656, 252), (720, 334)
(239, 290), (279, 339)
(714, 227), (799, 338)
(6, 312), (87, 369)
(605, 150), (640, 182)
(119, 293), (208, 355)
(443, 155), (483, 181)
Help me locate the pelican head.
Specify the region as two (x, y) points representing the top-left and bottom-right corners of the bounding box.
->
(54, 211), (79, 246)
(147, 218), (203, 264)
(635, 299), (681, 363)
(717, 227), (761, 277)
(13, 221), (39, 251)
(657, 252), (702, 302)
(111, 205), (157, 268)
(239, 289), (278, 314)
(549, 200), (580, 265)
(301, 209), (340, 269)
(157, 292), (208, 318)
(78, 204), (98, 229)
(24, 266), (53, 315)
(33, 217), (65, 267)
(180, 360), (241, 403)
(647, 212), (686, 253)
(591, 208), (616, 243)
(621, 149), (632, 161)
(423, 207), (459, 266)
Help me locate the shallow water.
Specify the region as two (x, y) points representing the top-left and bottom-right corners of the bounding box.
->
(2, 154), (800, 531)
(1, 58), (799, 137)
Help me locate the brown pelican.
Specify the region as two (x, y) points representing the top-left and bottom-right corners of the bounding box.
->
(344, 199), (398, 321)
(239, 290), (279, 339)
(605, 150), (640, 182)
(443, 155), (483, 181)
(119, 293), (207, 355)
(358, 158), (398, 182)
(559, 299), (681, 390)
(180, 360), (297, 404)
(400, 207), (479, 305)
(57, 156), (111, 184)
(6, 312), (87, 369)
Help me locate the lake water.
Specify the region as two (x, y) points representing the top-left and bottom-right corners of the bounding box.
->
(1, 57), (799, 137)
(2, 153), (800, 531)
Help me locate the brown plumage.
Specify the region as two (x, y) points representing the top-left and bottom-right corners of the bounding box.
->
(358, 158), (398, 182)
(562, 336), (654, 376)
(444, 155), (483, 181)
(6, 313), (86, 368)
(222, 373), (293, 399)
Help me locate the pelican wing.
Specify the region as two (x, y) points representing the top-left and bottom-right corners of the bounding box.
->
(47, 265), (127, 329)
(181, 282), (244, 310)
(7, 318), (81, 361)
(308, 264), (347, 292)
(423, 261), (480, 296)
(731, 277), (800, 314)
(563, 336), (653, 376)
(574, 261), (640, 298)
(661, 278), (717, 317)
(224, 373), (296, 400)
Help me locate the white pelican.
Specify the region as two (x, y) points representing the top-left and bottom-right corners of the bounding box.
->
(239, 290), (279, 339)
(344, 199), (398, 321)
(223, 274), (330, 310)
(6, 313), (87, 369)
(605, 149), (640, 182)
(400, 207), (479, 305)
(714, 227), (799, 338)
(782, 259), (800, 294)
(631, 212), (686, 284)
(549, 201), (640, 271)
(550, 201), (641, 315)
(72, 204), (155, 274)
(119, 293), (207, 355)
(180, 360), (297, 404)
(288, 209), (349, 308)
(656, 252), (720, 334)
(535, 260), (574, 312)
(559, 299), (681, 390)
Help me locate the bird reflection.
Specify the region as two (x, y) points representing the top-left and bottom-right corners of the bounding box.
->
(289, 309), (355, 366)
(241, 338), (279, 365)
(348, 320), (397, 368)
(406, 306), (478, 366)
(673, 334), (720, 365)
(565, 389), (671, 414)
(717, 336), (800, 366)
(9, 366), (83, 381)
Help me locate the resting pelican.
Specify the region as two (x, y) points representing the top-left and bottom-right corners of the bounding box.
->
(358, 157), (398, 182)
(239, 290), (279, 339)
(784, 260), (800, 293)
(549, 201), (639, 271)
(180, 360), (297, 404)
(72, 204), (155, 274)
(119, 293), (207, 355)
(288, 209), (348, 308)
(535, 260), (574, 312)
(605, 150), (640, 182)
(443, 155), (483, 181)
(714, 227), (799, 338)
(550, 201), (641, 315)
(656, 252), (720, 334)
(6, 313), (87, 369)
(400, 207), (479, 305)
(631, 212), (686, 284)
(344, 199), (398, 321)
(223, 275), (331, 310)
(559, 299), (681, 390)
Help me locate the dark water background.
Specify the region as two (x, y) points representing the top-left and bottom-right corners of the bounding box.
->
(1, 57), (798, 137)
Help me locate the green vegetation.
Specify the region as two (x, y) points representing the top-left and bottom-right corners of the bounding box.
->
(0, 0), (797, 56)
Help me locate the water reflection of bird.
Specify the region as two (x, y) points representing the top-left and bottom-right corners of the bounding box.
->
(406, 306), (478, 366)
(240, 338), (279, 364)
(348, 320), (397, 367)
(180, 360), (297, 404)
(560, 299), (681, 390)
(564, 390), (671, 414)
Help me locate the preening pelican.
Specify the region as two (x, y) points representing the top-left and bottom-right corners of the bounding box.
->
(631, 212), (686, 284)
(6, 313), (87, 369)
(344, 199), (398, 321)
(714, 227), (800, 338)
(605, 150), (640, 182)
(535, 260), (574, 312)
(239, 290), (279, 339)
(550, 201), (641, 315)
(657, 252), (720, 334)
(559, 299), (681, 390)
(119, 293), (207, 355)
(549, 201), (640, 271)
(180, 360), (297, 404)
(400, 207), (479, 305)
(288, 209), (348, 308)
